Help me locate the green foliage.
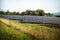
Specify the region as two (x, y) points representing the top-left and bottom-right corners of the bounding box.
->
(36, 9), (45, 16)
(16, 12), (20, 15)
(20, 11), (26, 15)
(0, 11), (20, 15)
(11, 20), (60, 40)
(0, 19), (60, 40)
(26, 10), (31, 15)
(46, 13), (53, 16)
(0, 11), (5, 14)
(0, 22), (35, 40)
(0, 9), (53, 16)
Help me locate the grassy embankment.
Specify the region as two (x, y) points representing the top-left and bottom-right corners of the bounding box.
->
(11, 20), (60, 40)
(0, 18), (60, 40)
(0, 22), (36, 40)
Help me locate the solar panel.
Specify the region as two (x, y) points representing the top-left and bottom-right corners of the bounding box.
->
(0, 15), (60, 24)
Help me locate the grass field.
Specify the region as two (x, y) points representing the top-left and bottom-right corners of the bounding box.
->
(10, 20), (60, 40)
(0, 22), (36, 40)
(0, 18), (60, 40)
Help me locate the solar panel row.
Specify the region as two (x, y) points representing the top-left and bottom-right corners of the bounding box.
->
(0, 15), (60, 24)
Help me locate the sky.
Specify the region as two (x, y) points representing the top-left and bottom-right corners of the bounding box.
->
(0, 0), (60, 13)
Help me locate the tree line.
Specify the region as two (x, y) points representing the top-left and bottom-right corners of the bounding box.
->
(0, 9), (53, 16)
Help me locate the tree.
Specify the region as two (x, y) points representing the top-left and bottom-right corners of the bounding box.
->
(46, 13), (53, 16)
(25, 10), (30, 15)
(0, 11), (4, 14)
(36, 9), (45, 16)
(16, 12), (20, 15)
(21, 11), (26, 15)
(5, 10), (10, 15)
(12, 11), (17, 15)
(30, 10), (36, 15)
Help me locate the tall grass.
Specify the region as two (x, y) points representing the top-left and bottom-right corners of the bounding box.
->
(0, 22), (37, 40)
(10, 20), (60, 40)
(0, 18), (60, 40)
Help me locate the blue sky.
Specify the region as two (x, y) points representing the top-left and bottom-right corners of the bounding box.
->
(0, 0), (60, 13)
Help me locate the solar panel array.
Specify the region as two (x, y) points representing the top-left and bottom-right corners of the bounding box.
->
(0, 15), (60, 24)
(22, 16), (60, 24)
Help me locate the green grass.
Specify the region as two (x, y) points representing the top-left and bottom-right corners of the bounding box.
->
(0, 19), (60, 40)
(0, 22), (37, 40)
(10, 20), (60, 40)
